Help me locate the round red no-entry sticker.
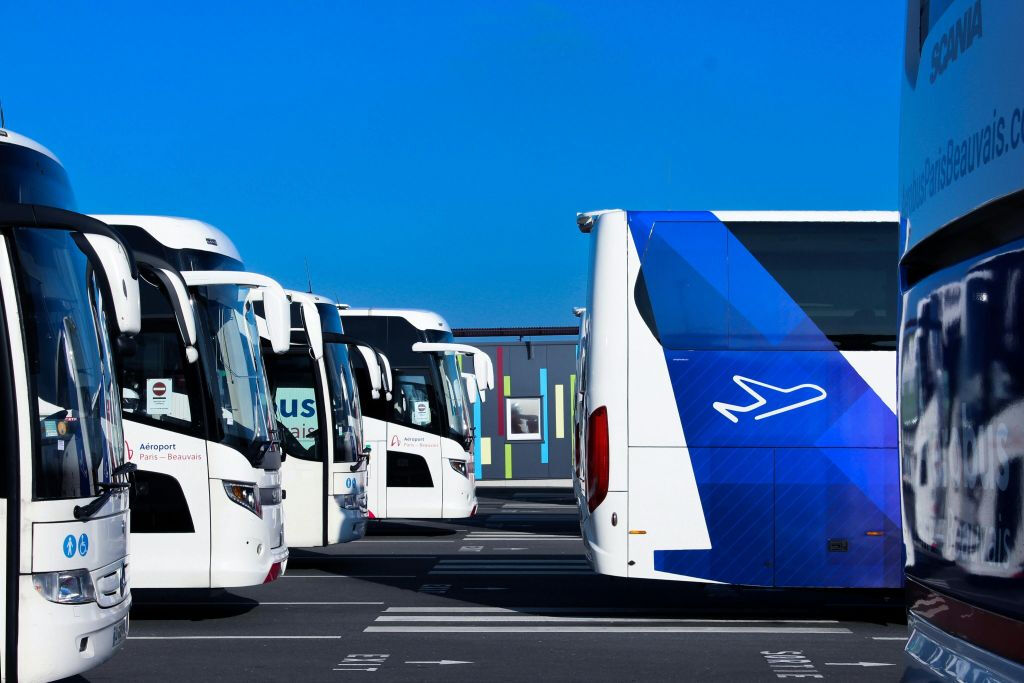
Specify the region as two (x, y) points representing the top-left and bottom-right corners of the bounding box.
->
(152, 381), (167, 397)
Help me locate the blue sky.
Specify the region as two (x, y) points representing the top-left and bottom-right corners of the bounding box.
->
(3, 1), (904, 326)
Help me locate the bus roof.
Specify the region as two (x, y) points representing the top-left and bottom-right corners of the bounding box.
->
(0, 129), (62, 165)
(285, 289), (336, 307)
(339, 307), (452, 333)
(580, 209), (897, 224)
(91, 215), (243, 262)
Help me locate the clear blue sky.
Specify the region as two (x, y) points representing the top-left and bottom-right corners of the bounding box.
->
(3, 1), (904, 327)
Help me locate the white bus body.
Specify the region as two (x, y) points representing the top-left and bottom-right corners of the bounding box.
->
(94, 215), (290, 588)
(1, 131), (139, 681)
(339, 309), (492, 519)
(264, 291), (371, 547)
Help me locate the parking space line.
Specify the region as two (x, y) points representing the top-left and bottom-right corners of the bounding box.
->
(364, 626), (852, 634)
(129, 635), (343, 640)
(382, 608), (839, 622)
(375, 616), (845, 624)
(282, 574), (418, 579)
(135, 601), (384, 606)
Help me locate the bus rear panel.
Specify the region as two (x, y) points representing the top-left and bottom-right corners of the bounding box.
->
(577, 209), (902, 589)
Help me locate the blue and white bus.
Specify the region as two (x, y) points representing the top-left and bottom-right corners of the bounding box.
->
(573, 209), (902, 588)
(899, 1), (1024, 679)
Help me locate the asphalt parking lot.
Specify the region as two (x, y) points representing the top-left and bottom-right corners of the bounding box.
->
(79, 488), (908, 682)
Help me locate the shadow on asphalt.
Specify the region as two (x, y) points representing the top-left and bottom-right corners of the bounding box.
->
(128, 588), (260, 620)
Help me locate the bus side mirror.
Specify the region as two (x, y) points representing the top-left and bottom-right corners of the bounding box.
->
(353, 345), (383, 399)
(78, 233), (141, 336)
(377, 352), (393, 399)
(462, 372), (479, 404)
(300, 300), (324, 360)
(260, 286), (291, 354)
(153, 267), (200, 363)
(473, 351), (495, 394)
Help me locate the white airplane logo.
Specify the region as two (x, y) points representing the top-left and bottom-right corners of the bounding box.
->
(713, 376), (827, 423)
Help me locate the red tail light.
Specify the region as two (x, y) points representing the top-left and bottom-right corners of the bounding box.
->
(263, 561), (283, 583)
(586, 406), (609, 513)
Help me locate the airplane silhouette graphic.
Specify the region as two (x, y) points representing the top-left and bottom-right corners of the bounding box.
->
(712, 376), (827, 423)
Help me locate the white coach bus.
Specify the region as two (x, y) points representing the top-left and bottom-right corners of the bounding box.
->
(263, 290), (389, 547)
(1, 131), (140, 681)
(95, 215), (292, 588)
(339, 308), (493, 519)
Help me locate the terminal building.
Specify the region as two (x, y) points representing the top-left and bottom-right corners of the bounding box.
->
(452, 326), (578, 483)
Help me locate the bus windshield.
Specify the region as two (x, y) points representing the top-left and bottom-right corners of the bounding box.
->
(14, 228), (124, 500)
(437, 353), (470, 439)
(194, 284), (275, 461)
(324, 342), (362, 463)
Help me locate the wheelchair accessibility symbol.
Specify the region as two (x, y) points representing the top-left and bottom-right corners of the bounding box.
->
(78, 534), (89, 557)
(62, 534), (76, 558)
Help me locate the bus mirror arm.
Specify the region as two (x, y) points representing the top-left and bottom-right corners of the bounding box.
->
(73, 463), (137, 520)
(351, 445), (371, 472)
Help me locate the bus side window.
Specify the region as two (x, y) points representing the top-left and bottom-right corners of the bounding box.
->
(392, 370), (440, 434)
(119, 269), (203, 435)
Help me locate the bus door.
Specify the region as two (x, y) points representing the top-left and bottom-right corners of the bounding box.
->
(272, 352), (326, 548)
(385, 369), (443, 518)
(120, 269), (212, 587)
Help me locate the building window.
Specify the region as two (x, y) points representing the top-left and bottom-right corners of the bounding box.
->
(506, 396), (543, 441)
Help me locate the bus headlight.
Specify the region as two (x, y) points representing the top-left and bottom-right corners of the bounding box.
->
(449, 459), (468, 478)
(223, 481), (263, 518)
(32, 569), (96, 604)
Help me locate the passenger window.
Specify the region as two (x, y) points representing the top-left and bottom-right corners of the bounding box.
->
(119, 270), (202, 433)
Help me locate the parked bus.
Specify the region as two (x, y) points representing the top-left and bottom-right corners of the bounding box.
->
(899, 2), (1024, 679)
(1, 131), (140, 680)
(339, 308), (493, 519)
(262, 290), (388, 547)
(93, 215), (292, 588)
(573, 209), (901, 588)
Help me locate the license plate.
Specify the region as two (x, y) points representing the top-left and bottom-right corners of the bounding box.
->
(112, 617), (128, 649)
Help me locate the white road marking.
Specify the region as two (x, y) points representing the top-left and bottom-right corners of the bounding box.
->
(459, 545), (484, 552)
(501, 503), (575, 508)
(376, 616), (844, 624)
(129, 635), (342, 640)
(365, 626), (852, 634)
(383, 608), (839, 622)
(280, 573), (415, 581)
(353, 540), (457, 543)
(430, 571), (593, 575)
(137, 601), (385, 606)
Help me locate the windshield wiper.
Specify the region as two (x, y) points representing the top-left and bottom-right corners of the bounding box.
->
(73, 462), (137, 520)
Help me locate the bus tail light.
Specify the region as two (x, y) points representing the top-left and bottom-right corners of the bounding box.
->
(586, 406), (609, 513)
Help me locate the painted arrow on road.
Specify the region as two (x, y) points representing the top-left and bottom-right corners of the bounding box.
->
(405, 660), (473, 665)
(824, 662), (895, 667)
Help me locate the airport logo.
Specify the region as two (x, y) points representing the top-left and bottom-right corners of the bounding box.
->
(712, 376), (827, 423)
